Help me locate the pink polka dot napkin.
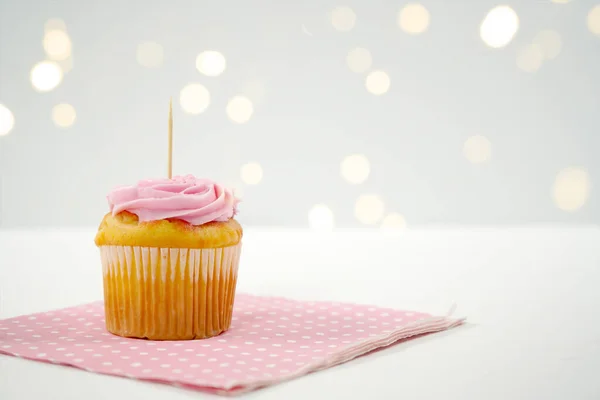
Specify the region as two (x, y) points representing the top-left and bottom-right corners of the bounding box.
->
(0, 294), (464, 395)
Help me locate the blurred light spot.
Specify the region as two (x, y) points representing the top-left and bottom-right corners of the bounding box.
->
(240, 162), (263, 185)
(365, 70), (390, 95)
(233, 186), (244, 200)
(52, 103), (76, 128)
(397, 3), (430, 35)
(179, 84), (210, 114)
(136, 41), (164, 68)
(355, 194), (385, 225)
(340, 154), (370, 184)
(463, 135), (491, 164)
(346, 48), (372, 73)
(308, 204), (335, 231)
(532, 30), (562, 60)
(301, 24), (313, 37)
(331, 6), (356, 32)
(44, 19), (67, 33)
(225, 181), (245, 200)
(516, 44), (544, 73)
(58, 56), (74, 74)
(226, 96), (254, 124)
(587, 5), (600, 36)
(196, 51), (226, 77)
(480, 6), (519, 48)
(381, 213), (407, 230)
(43, 30), (72, 61)
(30, 61), (63, 92)
(241, 81), (266, 106)
(551, 0), (573, 3)
(553, 167), (590, 211)
(0, 104), (15, 136)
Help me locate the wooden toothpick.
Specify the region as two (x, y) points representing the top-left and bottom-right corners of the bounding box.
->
(168, 97), (173, 179)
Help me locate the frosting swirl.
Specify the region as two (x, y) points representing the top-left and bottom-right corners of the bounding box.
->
(107, 175), (239, 225)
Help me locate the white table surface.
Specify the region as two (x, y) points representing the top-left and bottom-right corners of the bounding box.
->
(1, 226), (599, 400)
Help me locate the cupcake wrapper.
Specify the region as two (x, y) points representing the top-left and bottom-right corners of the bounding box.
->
(99, 243), (242, 340)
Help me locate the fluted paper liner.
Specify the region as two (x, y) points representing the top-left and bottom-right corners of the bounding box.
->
(99, 243), (242, 340)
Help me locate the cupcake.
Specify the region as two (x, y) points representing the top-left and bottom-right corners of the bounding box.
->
(94, 175), (242, 340)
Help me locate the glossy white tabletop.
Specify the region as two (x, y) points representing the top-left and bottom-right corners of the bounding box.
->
(1, 227), (599, 399)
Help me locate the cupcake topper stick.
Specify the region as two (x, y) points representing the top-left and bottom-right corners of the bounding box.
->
(168, 97), (173, 179)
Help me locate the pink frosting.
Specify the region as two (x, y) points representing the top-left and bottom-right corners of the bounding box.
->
(107, 175), (239, 225)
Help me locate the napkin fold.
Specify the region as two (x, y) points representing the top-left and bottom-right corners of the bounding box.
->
(0, 294), (464, 395)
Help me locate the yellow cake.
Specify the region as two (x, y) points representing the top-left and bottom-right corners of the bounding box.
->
(95, 176), (242, 340)
(95, 211), (242, 249)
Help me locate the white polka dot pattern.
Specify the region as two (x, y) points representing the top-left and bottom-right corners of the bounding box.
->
(0, 294), (463, 394)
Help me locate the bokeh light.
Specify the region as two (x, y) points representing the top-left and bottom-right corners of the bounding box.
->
(196, 51), (226, 77)
(533, 30), (562, 60)
(346, 48), (372, 73)
(381, 213), (407, 230)
(588, 5), (600, 36)
(0, 104), (15, 137)
(224, 181), (245, 200)
(331, 6), (356, 32)
(52, 103), (76, 128)
(43, 30), (72, 61)
(136, 41), (164, 68)
(397, 3), (430, 35)
(551, 0), (573, 3)
(233, 186), (245, 200)
(44, 18), (67, 33)
(301, 24), (314, 37)
(179, 84), (210, 114)
(226, 96), (254, 124)
(354, 194), (385, 225)
(58, 57), (73, 74)
(365, 70), (390, 95)
(30, 61), (63, 92)
(553, 167), (591, 211)
(340, 154), (370, 184)
(240, 162), (263, 185)
(480, 6), (519, 48)
(308, 204), (335, 231)
(516, 44), (544, 73)
(463, 135), (491, 164)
